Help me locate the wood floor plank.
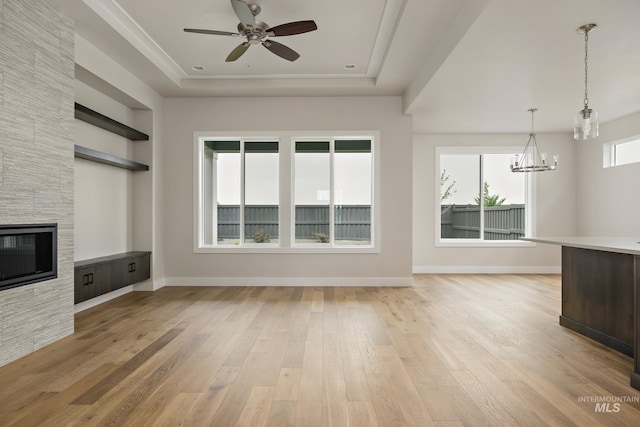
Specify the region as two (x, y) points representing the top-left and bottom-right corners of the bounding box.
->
(347, 401), (379, 427)
(183, 365), (240, 425)
(294, 328), (324, 426)
(7, 363), (117, 427)
(322, 377), (349, 427)
(376, 345), (435, 426)
(366, 372), (413, 426)
(266, 400), (297, 427)
(2, 276), (640, 426)
(235, 386), (274, 427)
(272, 367), (302, 401)
(250, 332), (290, 386)
(34, 404), (92, 427)
(150, 392), (201, 427)
(70, 328), (184, 405)
(207, 342), (283, 425)
(93, 333), (208, 426)
(121, 350), (211, 425)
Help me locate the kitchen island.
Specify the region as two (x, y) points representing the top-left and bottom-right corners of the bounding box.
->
(521, 237), (640, 390)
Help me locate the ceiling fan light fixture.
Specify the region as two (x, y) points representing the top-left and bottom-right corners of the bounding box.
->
(183, 0), (317, 62)
(574, 23), (599, 140)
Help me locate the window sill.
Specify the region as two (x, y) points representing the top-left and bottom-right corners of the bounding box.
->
(436, 239), (536, 248)
(194, 245), (379, 254)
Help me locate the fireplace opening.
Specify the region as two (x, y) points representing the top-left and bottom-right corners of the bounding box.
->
(0, 224), (57, 291)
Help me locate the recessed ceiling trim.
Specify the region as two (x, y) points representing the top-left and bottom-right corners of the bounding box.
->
(367, 0), (406, 77)
(181, 77), (377, 91)
(83, 0), (187, 85)
(182, 73), (369, 81)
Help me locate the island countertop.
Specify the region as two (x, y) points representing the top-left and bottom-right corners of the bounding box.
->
(520, 236), (640, 256)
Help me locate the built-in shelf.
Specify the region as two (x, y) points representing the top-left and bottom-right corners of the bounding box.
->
(74, 145), (149, 171)
(74, 102), (149, 141)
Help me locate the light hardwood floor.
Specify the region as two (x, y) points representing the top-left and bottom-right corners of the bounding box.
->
(1, 275), (640, 426)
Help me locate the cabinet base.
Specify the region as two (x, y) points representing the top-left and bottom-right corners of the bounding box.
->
(559, 315), (633, 357)
(630, 372), (640, 391)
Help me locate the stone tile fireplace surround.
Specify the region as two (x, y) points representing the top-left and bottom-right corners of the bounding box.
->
(0, 0), (75, 366)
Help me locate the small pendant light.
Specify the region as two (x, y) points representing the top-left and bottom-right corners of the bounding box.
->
(574, 23), (598, 140)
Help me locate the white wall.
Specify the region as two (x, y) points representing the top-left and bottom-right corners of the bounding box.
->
(74, 81), (133, 260)
(162, 96), (413, 285)
(576, 111), (640, 236)
(413, 133), (577, 273)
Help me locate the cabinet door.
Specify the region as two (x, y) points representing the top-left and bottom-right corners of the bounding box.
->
(92, 263), (113, 297)
(112, 258), (130, 290)
(74, 267), (94, 304)
(116, 254), (151, 286)
(128, 253), (151, 284)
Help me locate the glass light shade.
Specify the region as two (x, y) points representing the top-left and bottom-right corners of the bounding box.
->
(574, 108), (599, 140)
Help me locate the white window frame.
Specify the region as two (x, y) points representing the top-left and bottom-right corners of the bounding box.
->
(193, 131), (380, 253)
(194, 134), (281, 250)
(291, 137), (376, 249)
(603, 135), (640, 168)
(435, 146), (536, 248)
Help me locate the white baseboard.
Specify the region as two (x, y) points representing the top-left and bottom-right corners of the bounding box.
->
(412, 265), (561, 274)
(74, 285), (134, 313)
(74, 279), (166, 313)
(164, 276), (413, 287)
(133, 278), (165, 291)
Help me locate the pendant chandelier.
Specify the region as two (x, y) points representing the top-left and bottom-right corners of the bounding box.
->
(574, 23), (598, 140)
(511, 108), (558, 172)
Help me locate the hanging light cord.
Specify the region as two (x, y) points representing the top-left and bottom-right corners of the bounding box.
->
(583, 28), (590, 109)
(530, 108), (536, 134)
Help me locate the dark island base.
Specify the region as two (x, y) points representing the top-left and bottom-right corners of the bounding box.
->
(632, 373), (640, 390)
(558, 245), (639, 391)
(559, 315), (633, 357)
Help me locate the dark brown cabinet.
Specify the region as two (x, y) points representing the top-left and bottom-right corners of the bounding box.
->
(114, 253), (151, 288)
(74, 252), (151, 304)
(74, 263), (113, 303)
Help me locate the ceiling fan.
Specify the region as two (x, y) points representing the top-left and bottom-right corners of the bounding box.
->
(184, 0), (318, 62)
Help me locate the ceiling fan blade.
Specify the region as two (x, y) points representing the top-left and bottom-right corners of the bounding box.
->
(262, 40), (300, 62)
(267, 20), (318, 37)
(184, 28), (239, 37)
(231, 0), (255, 27)
(226, 42), (250, 62)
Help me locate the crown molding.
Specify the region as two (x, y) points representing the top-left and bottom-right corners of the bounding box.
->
(83, 0), (187, 85)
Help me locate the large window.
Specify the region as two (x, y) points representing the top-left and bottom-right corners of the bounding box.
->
(436, 147), (533, 245)
(195, 132), (377, 252)
(294, 139), (372, 246)
(200, 139), (279, 247)
(605, 136), (640, 167)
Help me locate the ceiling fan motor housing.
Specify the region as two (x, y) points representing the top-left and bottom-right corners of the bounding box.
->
(238, 21), (270, 44)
